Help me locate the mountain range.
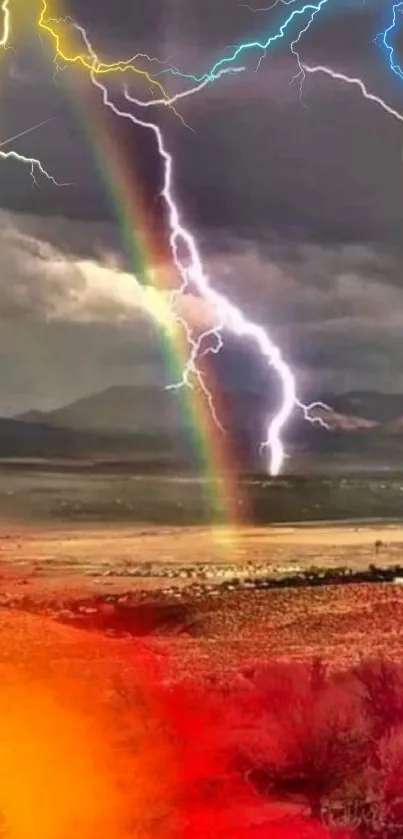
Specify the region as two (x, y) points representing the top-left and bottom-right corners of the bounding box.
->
(0, 385), (402, 472)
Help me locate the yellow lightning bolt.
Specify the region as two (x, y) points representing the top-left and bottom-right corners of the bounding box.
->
(37, 0), (172, 103)
(0, 0), (10, 47)
(0, 0), (186, 184)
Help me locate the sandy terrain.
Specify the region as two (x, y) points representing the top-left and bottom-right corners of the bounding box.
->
(0, 519), (401, 683)
(0, 520), (400, 595)
(0, 518), (402, 836)
(1, 579), (403, 682)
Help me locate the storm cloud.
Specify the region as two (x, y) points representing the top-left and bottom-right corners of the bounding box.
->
(0, 206), (402, 416)
(0, 0), (401, 417)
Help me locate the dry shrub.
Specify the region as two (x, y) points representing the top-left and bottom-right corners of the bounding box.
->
(329, 726), (403, 838)
(353, 659), (403, 741)
(223, 659), (366, 821)
(155, 657), (403, 838)
(254, 657), (403, 838)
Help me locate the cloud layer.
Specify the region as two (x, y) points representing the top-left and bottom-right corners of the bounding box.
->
(0, 209), (402, 420)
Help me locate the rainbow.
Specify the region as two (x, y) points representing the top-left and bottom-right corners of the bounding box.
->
(72, 87), (249, 534)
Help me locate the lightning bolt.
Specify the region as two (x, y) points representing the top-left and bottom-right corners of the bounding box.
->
(6, 0), (395, 484)
(240, 0), (325, 99)
(239, 1), (301, 10)
(161, 0), (330, 83)
(123, 67), (245, 111)
(288, 6), (325, 99)
(0, 114), (71, 188)
(0, 0), (336, 473)
(37, 4), (201, 129)
(0, 0), (9, 48)
(37, 2), (175, 100)
(71, 22), (227, 434)
(377, 1), (403, 82)
(12, 0), (403, 473)
(0, 2), (69, 186)
(302, 62), (403, 124)
(66, 20), (329, 476)
(0, 148), (68, 186)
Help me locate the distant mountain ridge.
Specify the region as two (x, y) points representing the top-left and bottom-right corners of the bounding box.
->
(15, 386), (403, 435)
(17, 385), (187, 434)
(15, 384), (262, 469)
(0, 416), (174, 461)
(8, 386), (403, 472)
(18, 387), (403, 429)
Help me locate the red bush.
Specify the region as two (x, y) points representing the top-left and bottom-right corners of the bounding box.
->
(156, 657), (403, 838)
(213, 660), (365, 820)
(354, 659), (403, 741)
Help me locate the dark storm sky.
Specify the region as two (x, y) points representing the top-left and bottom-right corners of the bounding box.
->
(0, 0), (402, 415)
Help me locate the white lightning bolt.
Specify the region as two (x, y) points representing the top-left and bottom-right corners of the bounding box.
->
(0, 3), (68, 187)
(70, 23), (227, 432)
(123, 66), (245, 110)
(0, 140), (71, 188)
(69, 21), (327, 476)
(239, 1), (300, 11)
(302, 62), (403, 124)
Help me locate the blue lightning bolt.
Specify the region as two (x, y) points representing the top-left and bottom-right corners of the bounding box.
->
(161, 0), (330, 83)
(377, 2), (403, 82)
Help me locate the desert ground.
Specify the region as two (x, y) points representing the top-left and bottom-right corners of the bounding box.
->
(0, 517), (402, 579)
(2, 501), (403, 837)
(0, 518), (402, 681)
(0, 465), (402, 677)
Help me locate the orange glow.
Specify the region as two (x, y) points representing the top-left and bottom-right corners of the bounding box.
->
(0, 659), (179, 839)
